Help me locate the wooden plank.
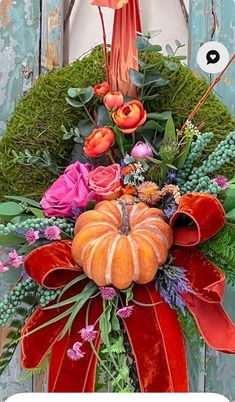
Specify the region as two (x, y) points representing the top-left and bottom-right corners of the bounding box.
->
(0, 0), (41, 136)
(41, 0), (64, 71)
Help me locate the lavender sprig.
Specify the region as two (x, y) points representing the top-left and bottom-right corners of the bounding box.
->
(155, 256), (194, 315)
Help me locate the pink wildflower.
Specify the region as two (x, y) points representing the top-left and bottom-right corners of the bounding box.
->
(212, 176), (229, 190)
(100, 286), (117, 301)
(25, 229), (40, 245)
(44, 226), (61, 241)
(79, 325), (97, 342)
(0, 261), (9, 273)
(8, 250), (24, 268)
(67, 342), (85, 361)
(117, 305), (134, 319)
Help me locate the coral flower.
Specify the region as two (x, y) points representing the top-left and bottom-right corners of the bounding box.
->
(121, 166), (134, 176)
(112, 100), (147, 134)
(84, 127), (115, 158)
(103, 91), (124, 110)
(94, 82), (110, 97)
(138, 182), (161, 205)
(122, 184), (137, 195)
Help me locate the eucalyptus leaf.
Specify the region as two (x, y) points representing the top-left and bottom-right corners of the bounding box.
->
(166, 44), (174, 56)
(137, 120), (162, 133)
(97, 105), (111, 127)
(0, 202), (24, 216)
(129, 69), (144, 87)
(4, 196), (40, 208)
(147, 112), (169, 121)
(66, 97), (84, 108)
(78, 119), (95, 138)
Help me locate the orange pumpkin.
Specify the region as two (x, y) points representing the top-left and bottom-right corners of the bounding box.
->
(72, 195), (173, 289)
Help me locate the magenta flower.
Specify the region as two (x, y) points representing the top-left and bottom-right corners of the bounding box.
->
(117, 305), (134, 319)
(0, 261), (9, 273)
(67, 342), (85, 361)
(25, 229), (40, 245)
(44, 226), (61, 241)
(130, 141), (153, 159)
(8, 250), (24, 268)
(79, 325), (98, 342)
(100, 286), (117, 301)
(212, 176), (229, 190)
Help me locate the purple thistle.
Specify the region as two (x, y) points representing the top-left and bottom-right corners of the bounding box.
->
(155, 256), (194, 316)
(79, 325), (97, 342)
(100, 286), (117, 301)
(117, 305), (134, 319)
(167, 170), (177, 182)
(212, 175), (229, 190)
(71, 203), (84, 220)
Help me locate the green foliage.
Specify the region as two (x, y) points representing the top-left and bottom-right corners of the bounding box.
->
(19, 354), (50, 382)
(178, 309), (204, 364)
(200, 224), (235, 285)
(1, 48), (235, 199)
(12, 149), (61, 176)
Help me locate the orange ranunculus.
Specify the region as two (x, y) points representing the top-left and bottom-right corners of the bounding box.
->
(94, 82), (110, 97)
(112, 100), (147, 134)
(103, 91), (124, 110)
(121, 166), (134, 176)
(91, 0), (129, 9)
(122, 184), (137, 195)
(84, 127), (115, 158)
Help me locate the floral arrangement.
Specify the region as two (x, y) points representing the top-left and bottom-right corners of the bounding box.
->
(1, 0), (235, 394)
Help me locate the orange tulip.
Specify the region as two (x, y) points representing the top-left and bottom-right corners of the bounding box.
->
(91, 0), (129, 9)
(112, 100), (147, 134)
(94, 82), (110, 97)
(103, 91), (124, 110)
(84, 127), (115, 158)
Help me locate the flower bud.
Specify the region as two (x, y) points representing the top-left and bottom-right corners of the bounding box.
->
(103, 91), (124, 110)
(93, 82), (110, 97)
(130, 141), (153, 159)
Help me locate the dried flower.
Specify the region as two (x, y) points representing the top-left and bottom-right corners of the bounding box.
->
(79, 325), (98, 342)
(161, 184), (181, 204)
(67, 342), (85, 361)
(25, 229), (40, 245)
(0, 261), (9, 273)
(138, 181), (161, 205)
(117, 305), (134, 319)
(8, 250), (24, 268)
(100, 286), (117, 301)
(212, 176), (229, 190)
(44, 226), (61, 241)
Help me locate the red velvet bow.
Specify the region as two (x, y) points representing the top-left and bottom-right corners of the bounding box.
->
(21, 192), (235, 393)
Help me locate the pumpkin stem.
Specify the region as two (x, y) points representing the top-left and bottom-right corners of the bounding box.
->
(118, 200), (134, 235)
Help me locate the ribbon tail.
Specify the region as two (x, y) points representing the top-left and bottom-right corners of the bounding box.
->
(124, 283), (189, 392)
(173, 247), (235, 353)
(48, 297), (103, 392)
(110, 0), (141, 96)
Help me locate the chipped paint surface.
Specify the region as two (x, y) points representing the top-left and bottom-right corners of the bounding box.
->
(0, 0), (40, 136)
(41, 0), (63, 71)
(189, 0), (235, 399)
(189, 0), (235, 116)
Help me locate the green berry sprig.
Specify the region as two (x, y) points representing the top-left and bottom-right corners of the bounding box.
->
(0, 217), (74, 237)
(38, 287), (61, 308)
(180, 132), (235, 194)
(177, 132), (214, 185)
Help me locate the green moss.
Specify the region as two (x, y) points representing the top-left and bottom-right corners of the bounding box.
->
(0, 49), (234, 199)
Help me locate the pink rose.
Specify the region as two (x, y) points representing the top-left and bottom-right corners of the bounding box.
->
(88, 164), (122, 200)
(40, 162), (97, 218)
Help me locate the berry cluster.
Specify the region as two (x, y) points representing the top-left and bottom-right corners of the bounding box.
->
(0, 217), (74, 237)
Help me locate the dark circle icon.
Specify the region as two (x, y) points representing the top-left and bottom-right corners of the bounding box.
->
(206, 50), (220, 65)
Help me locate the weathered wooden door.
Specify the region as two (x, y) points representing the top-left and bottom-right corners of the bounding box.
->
(189, 0), (235, 399)
(0, 1), (63, 400)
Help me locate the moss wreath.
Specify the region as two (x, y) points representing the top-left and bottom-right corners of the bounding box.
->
(0, 49), (235, 200)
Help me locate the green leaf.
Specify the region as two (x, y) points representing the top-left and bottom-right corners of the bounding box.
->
(224, 189), (235, 212)
(29, 207), (44, 218)
(44, 281), (95, 310)
(166, 44), (174, 56)
(100, 302), (112, 346)
(78, 119), (95, 138)
(4, 196), (40, 208)
(164, 61), (179, 71)
(142, 93), (160, 101)
(164, 115), (176, 141)
(97, 105), (111, 127)
(114, 127), (125, 157)
(147, 112), (170, 121)
(129, 69), (144, 87)
(176, 137), (193, 169)
(137, 120), (162, 134)
(0, 234), (25, 246)
(0, 202), (24, 216)
(126, 288), (133, 303)
(146, 156), (162, 164)
(67, 88), (80, 98)
(136, 36), (161, 52)
(227, 208), (235, 223)
(57, 274), (87, 303)
(67, 86), (94, 105)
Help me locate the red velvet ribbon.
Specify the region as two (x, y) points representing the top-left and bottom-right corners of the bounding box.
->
(21, 192), (235, 392)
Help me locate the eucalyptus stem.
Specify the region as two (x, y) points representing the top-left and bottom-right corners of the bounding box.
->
(82, 102), (96, 126)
